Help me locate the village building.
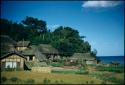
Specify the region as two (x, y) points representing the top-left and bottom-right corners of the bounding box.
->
(0, 43), (59, 71)
(0, 52), (26, 70)
(38, 44), (60, 61)
(0, 35), (97, 71)
(16, 41), (30, 51)
(69, 53), (97, 65)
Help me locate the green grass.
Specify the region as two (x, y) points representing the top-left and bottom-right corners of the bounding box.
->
(50, 62), (64, 67)
(89, 72), (124, 84)
(51, 70), (77, 74)
(96, 66), (124, 73)
(1, 71), (103, 84)
(51, 67), (89, 75)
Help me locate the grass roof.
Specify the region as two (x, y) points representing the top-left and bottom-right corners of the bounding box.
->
(70, 53), (95, 60)
(0, 35), (17, 45)
(17, 41), (30, 47)
(38, 44), (59, 54)
(0, 35), (17, 53)
(25, 61), (47, 69)
(0, 52), (26, 59)
(22, 48), (35, 55)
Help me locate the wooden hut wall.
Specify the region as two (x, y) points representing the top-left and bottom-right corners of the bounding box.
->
(16, 47), (27, 51)
(1, 54), (25, 70)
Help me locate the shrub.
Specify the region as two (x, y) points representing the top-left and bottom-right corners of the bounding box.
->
(96, 66), (124, 73)
(86, 81), (88, 84)
(52, 70), (77, 74)
(75, 70), (89, 75)
(51, 62), (64, 67)
(10, 77), (19, 82)
(60, 80), (64, 84)
(107, 77), (123, 84)
(101, 81), (106, 84)
(55, 80), (59, 84)
(90, 80), (94, 84)
(43, 78), (50, 84)
(26, 79), (35, 84)
(1, 76), (7, 82)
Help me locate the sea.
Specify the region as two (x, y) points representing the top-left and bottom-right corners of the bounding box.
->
(97, 56), (124, 65)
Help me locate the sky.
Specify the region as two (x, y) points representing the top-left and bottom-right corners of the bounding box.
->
(1, 1), (124, 56)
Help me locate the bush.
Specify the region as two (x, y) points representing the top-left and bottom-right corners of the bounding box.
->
(52, 70), (77, 74)
(86, 81), (88, 84)
(96, 66), (124, 73)
(107, 77), (123, 84)
(101, 81), (106, 84)
(55, 80), (59, 84)
(26, 79), (35, 84)
(51, 62), (64, 67)
(1, 76), (7, 82)
(60, 80), (64, 84)
(43, 78), (50, 84)
(10, 77), (19, 82)
(75, 71), (89, 75)
(90, 80), (94, 84)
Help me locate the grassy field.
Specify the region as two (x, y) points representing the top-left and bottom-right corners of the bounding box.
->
(1, 71), (103, 84)
(1, 65), (124, 84)
(87, 65), (124, 84)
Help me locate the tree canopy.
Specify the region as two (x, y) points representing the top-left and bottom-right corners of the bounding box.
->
(0, 16), (96, 57)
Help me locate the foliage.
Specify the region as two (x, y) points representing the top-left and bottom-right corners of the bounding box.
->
(51, 70), (77, 74)
(1, 17), (94, 57)
(51, 26), (91, 56)
(96, 66), (124, 73)
(52, 67), (89, 75)
(75, 70), (89, 75)
(43, 78), (50, 84)
(101, 81), (107, 84)
(50, 62), (64, 67)
(22, 16), (47, 33)
(91, 49), (97, 57)
(10, 77), (19, 82)
(89, 69), (124, 84)
(25, 79), (35, 84)
(1, 76), (7, 82)
(105, 77), (124, 84)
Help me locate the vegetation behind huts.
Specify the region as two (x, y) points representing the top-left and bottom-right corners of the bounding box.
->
(0, 16), (95, 58)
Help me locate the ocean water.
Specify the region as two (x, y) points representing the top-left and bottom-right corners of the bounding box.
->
(97, 56), (124, 65)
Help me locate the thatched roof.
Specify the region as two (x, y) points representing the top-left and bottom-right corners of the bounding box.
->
(20, 45), (47, 61)
(25, 61), (47, 69)
(0, 35), (17, 53)
(0, 35), (17, 45)
(30, 45), (47, 61)
(0, 52), (26, 59)
(38, 44), (59, 54)
(16, 41), (30, 47)
(70, 53), (95, 60)
(21, 48), (35, 56)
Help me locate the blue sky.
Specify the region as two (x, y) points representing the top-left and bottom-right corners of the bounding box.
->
(1, 1), (124, 56)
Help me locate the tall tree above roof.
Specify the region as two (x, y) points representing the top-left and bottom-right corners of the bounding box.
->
(22, 16), (47, 33)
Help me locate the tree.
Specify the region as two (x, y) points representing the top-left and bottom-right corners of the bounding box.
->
(21, 16), (49, 44)
(51, 26), (91, 56)
(1, 17), (93, 58)
(0, 19), (28, 41)
(91, 49), (97, 57)
(22, 16), (47, 33)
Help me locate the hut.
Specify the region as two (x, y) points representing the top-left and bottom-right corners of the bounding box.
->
(0, 35), (17, 56)
(21, 45), (47, 62)
(0, 52), (26, 70)
(70, 53), (97, 65)
(38, 44), (60, 61)
(16, 41), (30, 51)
